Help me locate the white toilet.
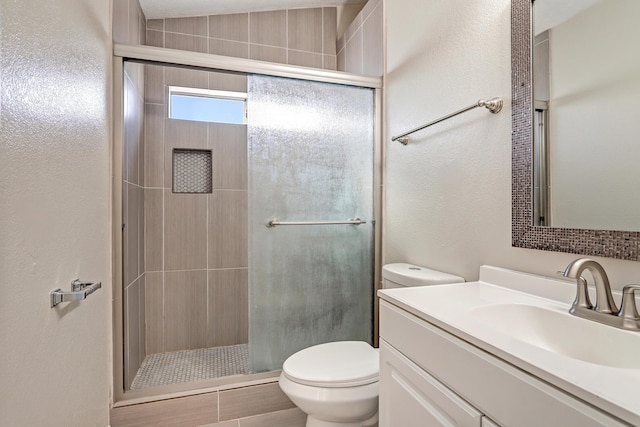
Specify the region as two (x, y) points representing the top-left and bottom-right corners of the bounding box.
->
(279, 263), (465, 427)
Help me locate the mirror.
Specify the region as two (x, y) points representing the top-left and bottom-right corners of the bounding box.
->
(532, 0), (640, 231)
(511, 0), (640, 261)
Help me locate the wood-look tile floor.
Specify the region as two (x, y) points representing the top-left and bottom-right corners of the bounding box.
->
(131, 344), (249, 389)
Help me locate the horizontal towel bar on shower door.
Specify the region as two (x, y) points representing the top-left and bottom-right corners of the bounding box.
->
(266, 218), (367, 228)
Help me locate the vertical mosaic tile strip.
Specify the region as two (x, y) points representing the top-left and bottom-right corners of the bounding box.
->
(173, 149), (213, 193)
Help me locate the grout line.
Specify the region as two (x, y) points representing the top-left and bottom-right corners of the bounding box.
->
(160, 20), (165, 48)
(246, 12), (250, 44)
(247, 12), (251, 59)
(321, 7), (325, 56)
(146, 267), (248, 274)
(341, 16), (363, 48)
(204, 36), (250, 54)
(217, 388), (221, 422)
(361, 2), (379, 26)
(126, 0), (131, 41)
(361, 23), (364, 75)
(206, 124), (210, 348)
(163, 30), (209, 41)
(161, 99), (166, 353)
(158, 268), (210, 273)
(286, 46), (324, 55)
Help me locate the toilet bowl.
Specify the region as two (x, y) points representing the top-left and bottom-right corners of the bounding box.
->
(279, 341), (379, 427)
(279, 264), (465, 427)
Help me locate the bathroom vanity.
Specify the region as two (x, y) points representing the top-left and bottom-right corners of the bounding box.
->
(378, 266), (640, 427)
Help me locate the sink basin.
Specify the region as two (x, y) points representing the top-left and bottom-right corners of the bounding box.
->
(379, 266), (640, 425)
(470, 303), (640, 368)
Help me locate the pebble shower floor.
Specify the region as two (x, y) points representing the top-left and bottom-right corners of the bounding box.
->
(130, 344), (249, 389)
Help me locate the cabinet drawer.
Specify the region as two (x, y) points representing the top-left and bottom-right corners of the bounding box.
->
(379, 300), (628, 427)
(380, 339), (483, 427)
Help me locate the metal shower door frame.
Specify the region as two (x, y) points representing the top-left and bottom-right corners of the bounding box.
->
(112, 44), (382, 403)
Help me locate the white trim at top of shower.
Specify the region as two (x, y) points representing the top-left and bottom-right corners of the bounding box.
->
(114, 43), (382, 89)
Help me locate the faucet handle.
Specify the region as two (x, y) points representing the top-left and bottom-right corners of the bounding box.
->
(619, 284), (640, 330)
(569, 276), (593, 314)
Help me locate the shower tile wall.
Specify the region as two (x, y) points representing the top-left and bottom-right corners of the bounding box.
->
(145, 7), (338, 70)
(123, 64), (147, 388)
(117, 0), (148, 388)
(116, 0), (370, 384)
(143, 64), (248, 355)
(337, 0), (383, 76)
(113, 0), (146, 45)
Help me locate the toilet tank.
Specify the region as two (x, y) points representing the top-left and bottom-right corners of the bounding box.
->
(382, 263), (465, 289)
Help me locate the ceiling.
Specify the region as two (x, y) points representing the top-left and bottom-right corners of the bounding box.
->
(139, 0), (364, 19)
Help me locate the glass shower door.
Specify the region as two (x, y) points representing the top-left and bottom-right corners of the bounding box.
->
(247, 75), (375, 373)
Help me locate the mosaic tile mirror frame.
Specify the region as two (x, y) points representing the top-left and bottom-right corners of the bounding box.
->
(510, 0), (640, 261)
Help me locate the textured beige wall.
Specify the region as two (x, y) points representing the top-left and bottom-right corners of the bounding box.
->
(384, 0), (640, 289)
(0, 0), (112, 425)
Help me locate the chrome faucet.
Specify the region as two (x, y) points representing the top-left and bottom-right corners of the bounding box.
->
(563, 258), (617, 314)
(562, 258), (640, 331)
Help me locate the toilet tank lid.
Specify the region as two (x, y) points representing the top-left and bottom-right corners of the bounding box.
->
(382, 263), (465, 286)
(282, 341), (378, 387)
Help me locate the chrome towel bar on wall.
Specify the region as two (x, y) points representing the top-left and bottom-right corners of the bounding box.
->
(392, 97), (503, 145)
(51, 279), (102, 307)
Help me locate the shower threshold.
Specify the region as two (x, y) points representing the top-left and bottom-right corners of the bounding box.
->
(130, 343), (249, 390)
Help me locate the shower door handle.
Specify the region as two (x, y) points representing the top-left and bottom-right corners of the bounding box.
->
(51, 279), (102, 307)
(266, 218), (367, 228)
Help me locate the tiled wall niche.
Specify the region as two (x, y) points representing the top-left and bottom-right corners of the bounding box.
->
(145, 8), (339, 70)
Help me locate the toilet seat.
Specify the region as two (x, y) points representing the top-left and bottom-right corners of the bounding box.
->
(282, 341), (379, 388)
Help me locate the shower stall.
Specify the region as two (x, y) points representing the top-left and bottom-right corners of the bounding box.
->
(116, 48), (380, 397)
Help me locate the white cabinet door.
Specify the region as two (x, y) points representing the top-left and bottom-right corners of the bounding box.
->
(380, 300), (628, 427)
(379, 339), (483, 427)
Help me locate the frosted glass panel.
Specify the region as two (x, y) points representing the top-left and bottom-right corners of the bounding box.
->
(248, 75), (375, 373)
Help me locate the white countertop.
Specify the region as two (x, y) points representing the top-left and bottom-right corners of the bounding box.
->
(378, 265), (640, 426)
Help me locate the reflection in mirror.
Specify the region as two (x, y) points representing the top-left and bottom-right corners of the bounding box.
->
(511, 0), (639, 261)
(532, 0), (640, 231)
